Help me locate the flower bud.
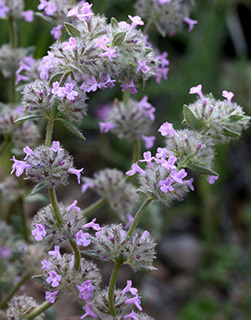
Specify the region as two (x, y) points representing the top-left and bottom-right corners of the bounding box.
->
(7, 295), (44, 320)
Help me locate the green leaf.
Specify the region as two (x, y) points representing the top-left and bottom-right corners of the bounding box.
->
(58, 118), (86, 141)
(30, 182), (47, 196)
(14, 115), (43, 124)
(145, 47), (153, 56)
(154, 22), (167, 37)
(32, 275), (46, 285)
(229, 114), (251, 122)
(111, 17), (119, 28)
(112, 32), (127, 46)
(49, 72), (64, 85)
(188, 163), (219, 176)
(64, 22), (81, 38)
(183, 105), (203, 131)
(222, 127), (241, 138)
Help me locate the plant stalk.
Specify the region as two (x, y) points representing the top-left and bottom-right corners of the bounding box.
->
(108, 262), (121, 316)
(23, 301), (53, 320)
(132, 138), (141, 164)
(81, 198), (106, 216)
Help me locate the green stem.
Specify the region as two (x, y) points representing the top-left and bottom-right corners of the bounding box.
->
(45, 120), (54, 147)
(144, 21), (152, 35)
(132, 138), (141, 164)
(127, 197), (153, 238)
(23, 301), (53, 320)
(81, 198), (106, 216)
(69, 239), (81, 271)
(108, 262), (121, 316)
(0, 272), (30, 309)
(48, 188), (64, 228)
(18, 196), (31, 243)
(8, 15), (17, 103)
(123, 89), (130, 106)
(0, 139), (10, 157)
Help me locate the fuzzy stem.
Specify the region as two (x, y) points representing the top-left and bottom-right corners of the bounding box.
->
(45, 120), (54, 147)
(23, 301), (53, 320)
(108, 262), (121, 316)
(127, 197), (153, 238)
(69, 239), (81, 271)
(81, 198), (106, 216)
(18, 196), (31, 243)
(0, 272), (30, 309)
(8, 15), (17, 103)
(132, 138), (141, 164)
(48, 188), (64, 228)
(123, 89), (130, 105)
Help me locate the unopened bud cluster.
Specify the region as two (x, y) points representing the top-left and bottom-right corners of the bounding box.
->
(0, 45), (26, 78)
(7, 295), (44, 320)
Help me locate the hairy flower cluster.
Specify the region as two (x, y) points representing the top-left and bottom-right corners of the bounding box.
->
(184, 85), (250, 144)
(135, 0), (197, 37)
(82, 169), (139, 222)
(0, 44), (26, 77)
(0, 105), (40, 147)
(0, 176), (24, 201)
(7, 295), (44, 319)
(21, 79), (87, 123)
(19, 243), (47, 274)
(11, 141), (83, 188)
(40, 251), (101, 302)
(16, 55), (41, 85)
(99, 97), (156, 148)
(0, 0), (27, 20)
(91, 224), (156, 271)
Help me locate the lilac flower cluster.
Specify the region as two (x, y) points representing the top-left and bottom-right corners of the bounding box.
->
(0, 0), (34, 22)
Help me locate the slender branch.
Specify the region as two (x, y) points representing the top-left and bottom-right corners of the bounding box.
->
(81, 198), (106, 217)
(127, 197), (153, 238)
(132, 138), (141, 164)
(48, 188), (64, 228)
(0, 272), (30, 309)
(45, 120), (54, 147)
(18, 196), (31, 243)
(108, 262), (121, 316)
(69, 239), (81, 271)
(0, 139), (10, 158)
(123, 89), (130, 106)
(23, 301), (53, 320)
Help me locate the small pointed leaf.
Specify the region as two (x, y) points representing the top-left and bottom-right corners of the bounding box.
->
(183, 105), (203, 130)
(32, 275), (46, 285)
(49, 72), (64, 85)
(64, 22), (81, 38)
(30, 182), (47, 196)
(112, 32), (127, 46)
(222, 127), (241, 138)
(111, 17), (119, 28)
(14, 115), (43, 124)
(58, 118), (86, 141)
(188, 163), (219, 176)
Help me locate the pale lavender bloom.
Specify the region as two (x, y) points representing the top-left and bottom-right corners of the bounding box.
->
(185, 178), (194, 191)
(98, 74), (116, 89)
(141, 230), (150, 239)
(32, 223), (47, 241)
(41, 259), (51, 271)
(21, 10), (34, 22)
(122, 280), (138, 296)
(51, 25), (63, 40)
(45, 2), (57, 16)
(62, 37), (77, 51)
(0, 245), (11, 259)
(67, 200), (81, 212)
(39, 52), (58, 79)
(138, 96), (151, 110)
(75, 230), (90, 246)
(77, 280), (94, 301)
(48, 245), (61, 259)
(80, 304), (97, 319)
(83, 218), (101, 231)
(189, 84), (207, 106)
(158, 122), (176, 137)
(157, 51), (170, 67)
(0, 2), (9, 17)
(207, 175), (219, 184)
(68, 168), (84, 184)
(158, 0), (171, 3)
(99, 122), (115, 133)
(52, 81), (60, 95)
(183, 17), (198, 32)
(126, 163), (145, 176)
(11, 157), (31, 177)
(141, 135), (155, 149)
(155, 155), (177, 171)
(46, 271), (61, 288)
(121, 80), (138, 94)
(45, 290), (59, 303)
(60, 83), (78, 101)
(100, 47), (116, 61)
(68, 3), (93, 22)
(159, 177), (174, 193)
(128, 15), (144, 29)
(222, 90), (234, 103)
(156, 147), (168, 158)
(136, 60), (150, 74)
(125, 214), (134, 230)
(154, 67), (169, 83)
(80, 76), (99, 93)
(171, 169), (187, 184)
(67, 6), (79, 17)
(38, 0), (48, 11)
(124, 310), (139, 320)
(49, 141), (63, 152)
(139, 151), (155, 167)
(81, 181), (95, 193)
(95, 104), (112, 120)
(94, 35), (109, 50)
(23, 146), (33, 159)
(125, 295), (142, 311)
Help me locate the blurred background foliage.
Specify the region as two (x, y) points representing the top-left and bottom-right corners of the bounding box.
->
(0, 0), (250, 319)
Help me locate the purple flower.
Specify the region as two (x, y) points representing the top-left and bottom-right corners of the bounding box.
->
(62, 37), (77, 51)
(99, 47), (116, 61)
(11, 156), (31, 177)
(222, 90), (234, 103)
(154, 66), (169, 83)
(171, 169), (187, 184)
(68, 3), (94, 22)
(124, 310), (139, 320)
(77, 280), (94, 301)
(67, 200), (81, 212)
(185, 178), (194, 191)
(45, 2), (57, 16)
(45, 291), (59, 303)
(141, 135), (155, 149)
(122, 280), (138, 296)
(38, 0), (47, 11)
(61, 83), (78, 101)
(99, 122), (115, 133)
(51, 25), (63, 40)
(80, 76), (99, 93)
(41, 259), (51, 271)
(32, 224), (47, 241)
(158, 0), (171, 3)
(21, 10), (34, 22)
(0, 1), (9, 17)
(128, 15), (144, 29)
(207, 175), (219, 184)
(67, 6), (79, 17)
(75, 230), (91, 246)
(81, 181), (95, 193)
(189, 84), (207, 106)
(125, 214), (134, 230)
(121, 80), (138, 94)
(98, 74), (116, 89)
(156, 147), (168, 159)
(155, 155), (177, 171)
(46, 271), (61, 288)
(158, 122), (176, 137)
(94, 36), (109, 50)
(139, 151), (155, 167)
(126, 163), (145, 176)
(136, 60), (150, 74)
(159, 177), (174, 193)
(49, 141), (63, 152)
(83, 218), (101, 231)
(68, 168), (84, 184)
(183, 17), (198, 32)
(23, 146), (33, 159)
(0, 245), (11, 259)
(48, 245), (61, 259)
(125, 295), (142, 311)
(80, 304), (97, 319)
